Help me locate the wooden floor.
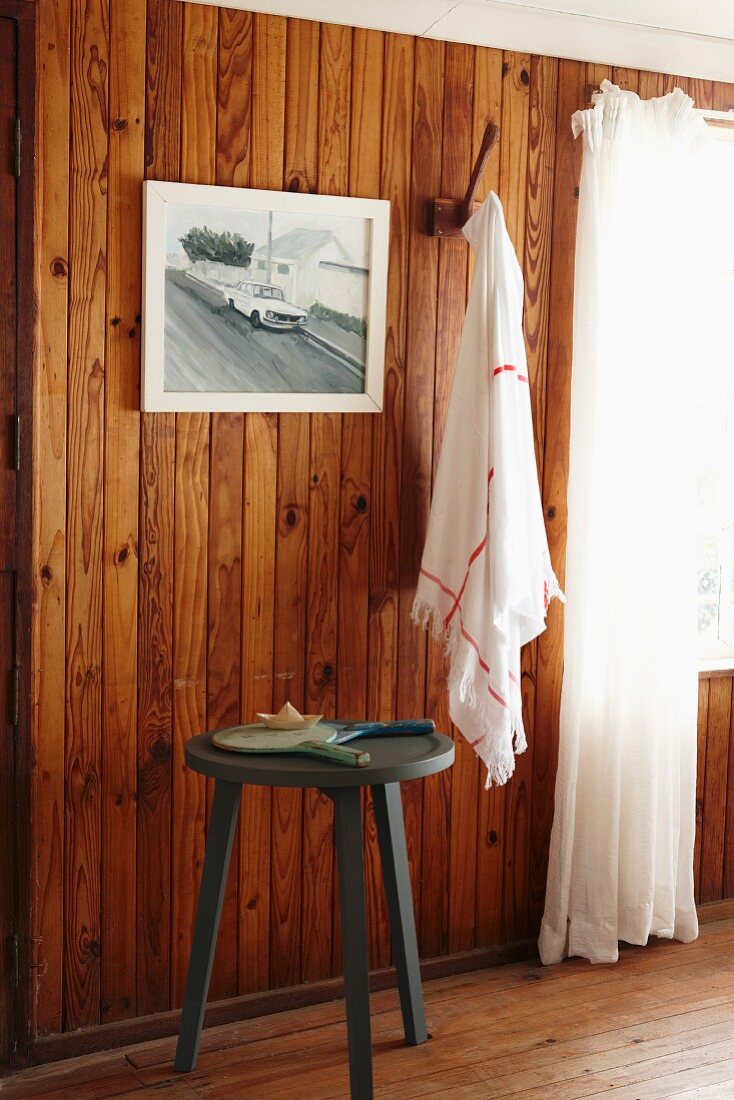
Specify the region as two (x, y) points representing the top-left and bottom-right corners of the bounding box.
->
(6, 919), (734, 1098)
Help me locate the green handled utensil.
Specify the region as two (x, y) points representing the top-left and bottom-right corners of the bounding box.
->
(211, 723), (370, 767)
(211, 718), (436, 767)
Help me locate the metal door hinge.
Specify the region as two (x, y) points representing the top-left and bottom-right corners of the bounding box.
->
(13, 415), (20, 471)
(13, 117), (21, 178)
(11, 665), (18, 727)
(10, 932), (18, 988)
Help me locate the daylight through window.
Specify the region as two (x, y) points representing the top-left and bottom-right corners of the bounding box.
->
(697, 121), (734, 668)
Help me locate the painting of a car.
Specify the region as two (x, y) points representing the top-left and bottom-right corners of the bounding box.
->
(228, 281), (309, 331)
(144, 181), (390, 410)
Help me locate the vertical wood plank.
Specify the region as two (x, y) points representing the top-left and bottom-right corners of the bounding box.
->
(700, 678), (733, 903)
(246, 13), (304, 993)
(239, 408), (277, 992)
(170, 1), (217, 1009)
(64, 0), (109, 1031)
(9, 0), (36, 998)
(499, 49), (533, 947)
(237, 13), (279, 993)
(695, 678), (710, 898)
(499, 48), (533, 947)
(206, 10), (252, 1008)
(516, 54), (558, 942)
(0, 576), (14, 1054)
(101, 0), (145, 1024)
(213, 5), (252, 1002)
(367, 32), (414, 725)
(270, 389), (309, 991)
(396, 36), (444, 941)
(217, 9), (271, 998)
(469, 48), (503, 244)
(308, 24), (348, 731)
(530, 59), (587, 931)
(170, 412), (210, 1008)
(34, 0), (70, 1037)
(338, 28), (382, 725)
(136, 418), (175, 1014)
(637, 71), (665, 100)
(217, 8), (252, 189)
(284, 17), (319, 195)
(524, 54), (559, 475)
(424, 40), (474, 959)
(345, 27), (386, 972)
(446, 44), (502, 958)
(714, 81), (734, 113)
(0, 15), (15, 573)
(302, 20), (353, 984)
(499, 52), (530, 260)
(723, 678), (734, 898)
(365, 32), (414, 972)
(279, 17), (321, 989)
(612, 68), (639, 93)
(136, 0), (181, 1018)
(663, 74), (691, 96)
(694, 79), (714, 110)
(431, 40), (477, 954)
(206, 414), (244, 1002)
(587, 63), (612, 90)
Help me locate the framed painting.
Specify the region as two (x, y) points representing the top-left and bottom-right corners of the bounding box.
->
(142, 181), (391, 413)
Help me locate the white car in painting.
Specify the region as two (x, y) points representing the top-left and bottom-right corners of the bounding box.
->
(228, 281), (309, 331)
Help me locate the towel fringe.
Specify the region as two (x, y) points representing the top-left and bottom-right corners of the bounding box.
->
(412, 595), (527, 788)
(545, 565), (566, 606)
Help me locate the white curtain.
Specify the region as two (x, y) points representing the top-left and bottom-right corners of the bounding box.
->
(539, 82), (710, 965)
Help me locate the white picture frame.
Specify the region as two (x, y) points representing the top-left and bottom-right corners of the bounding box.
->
(142, 181), (391, 413)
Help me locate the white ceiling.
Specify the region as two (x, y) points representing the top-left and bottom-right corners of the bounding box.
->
(478, 1), (734, 42)
(188, 0), (734, 83)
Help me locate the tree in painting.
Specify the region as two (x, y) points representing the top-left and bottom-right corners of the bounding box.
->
(180, 225), (254, 268)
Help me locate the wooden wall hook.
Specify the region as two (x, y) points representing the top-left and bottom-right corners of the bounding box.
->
(428, 121), (500, 237)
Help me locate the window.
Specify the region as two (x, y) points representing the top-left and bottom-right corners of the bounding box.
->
(277, 263), (289, 275)
(696, 120), (734, 669)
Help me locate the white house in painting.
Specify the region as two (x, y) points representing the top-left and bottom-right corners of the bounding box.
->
(252, 229), (369, 320)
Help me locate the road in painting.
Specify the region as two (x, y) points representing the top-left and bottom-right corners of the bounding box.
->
(163, 203), (371, 394)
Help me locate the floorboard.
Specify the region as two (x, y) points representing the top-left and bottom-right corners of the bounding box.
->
(5, 920), (734, 1098)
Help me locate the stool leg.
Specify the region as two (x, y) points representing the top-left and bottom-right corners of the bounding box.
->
(332, 787), (373, 1100)
(373, 783), (428, 1046)
(174, 779), (241, 1072)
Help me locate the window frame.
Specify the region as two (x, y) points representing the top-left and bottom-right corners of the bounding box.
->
(697, 111), (734, 674)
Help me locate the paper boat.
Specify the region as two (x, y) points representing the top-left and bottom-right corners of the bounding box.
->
(256, 702), (323, 730)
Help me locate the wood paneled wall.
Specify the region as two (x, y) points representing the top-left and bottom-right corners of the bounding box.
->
(31, 0), (734, 1039)
(696, 674), (734, 905)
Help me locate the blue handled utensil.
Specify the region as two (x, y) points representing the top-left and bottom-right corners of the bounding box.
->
(332, 719), (435, 744)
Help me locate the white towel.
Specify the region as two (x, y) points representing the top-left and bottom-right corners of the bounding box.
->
(413, 193), (562, 787)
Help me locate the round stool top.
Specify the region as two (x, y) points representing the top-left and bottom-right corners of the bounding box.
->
(185, 725), (455, 789)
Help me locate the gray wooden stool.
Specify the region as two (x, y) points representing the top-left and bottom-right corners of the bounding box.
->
(174, 725), (454, 1100)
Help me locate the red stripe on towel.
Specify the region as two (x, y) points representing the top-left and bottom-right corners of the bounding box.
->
(444, 534), (488, 627)
(421, 565), (519, 693)
(493, 364), (529, 383)
(419, 567), (459, 604)
(443, 467), (495, 626)
(458, 626), (508, 709)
